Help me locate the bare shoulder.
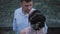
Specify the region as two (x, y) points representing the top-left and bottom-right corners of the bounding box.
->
(20, 29), (26, 34)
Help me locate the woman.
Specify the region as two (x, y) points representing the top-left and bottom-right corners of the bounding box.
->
(20, 10), (48, 34)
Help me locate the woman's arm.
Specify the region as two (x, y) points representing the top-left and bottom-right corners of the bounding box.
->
(20, 29), (26, 34)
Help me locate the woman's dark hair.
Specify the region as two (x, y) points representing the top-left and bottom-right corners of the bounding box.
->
(29, 10), (46, 24)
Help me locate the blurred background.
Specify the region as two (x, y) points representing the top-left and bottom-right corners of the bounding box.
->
(0, 0), (60, 34)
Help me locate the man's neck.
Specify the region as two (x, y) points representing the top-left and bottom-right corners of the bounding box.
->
(22, 9), (29, 15)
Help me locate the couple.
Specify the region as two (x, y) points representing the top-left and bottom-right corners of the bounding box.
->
(13, 0), (48, 34)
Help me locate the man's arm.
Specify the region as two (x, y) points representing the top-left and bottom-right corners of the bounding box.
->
(13, 10), (17, 31)
(13, 18), (17, 31)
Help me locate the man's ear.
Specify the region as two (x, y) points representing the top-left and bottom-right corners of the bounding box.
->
(20, 29), (26, 34)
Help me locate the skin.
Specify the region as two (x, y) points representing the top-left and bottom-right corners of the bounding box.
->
(21, 1), (33, 14)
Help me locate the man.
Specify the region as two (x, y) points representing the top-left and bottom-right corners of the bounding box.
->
(13, 0), (35, 34)
(20, 10), (48, 34)
(13, 0), (48, 34)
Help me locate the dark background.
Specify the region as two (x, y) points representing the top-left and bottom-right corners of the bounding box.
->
(0, 0), (60, 34)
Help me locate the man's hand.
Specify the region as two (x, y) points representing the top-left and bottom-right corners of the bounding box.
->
(20, 29), (26, 34)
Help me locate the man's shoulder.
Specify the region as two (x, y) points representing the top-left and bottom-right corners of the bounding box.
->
(14, 7), (22, 14)
(29, 8), (36, 14)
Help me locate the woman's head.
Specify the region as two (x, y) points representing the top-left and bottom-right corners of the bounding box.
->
(29, 10), (46, 30)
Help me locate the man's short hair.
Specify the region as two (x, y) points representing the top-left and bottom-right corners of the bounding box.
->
(20, 0), (32, 2)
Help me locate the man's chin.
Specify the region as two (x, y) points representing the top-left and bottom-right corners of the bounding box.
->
(26, 10), (30, 13)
